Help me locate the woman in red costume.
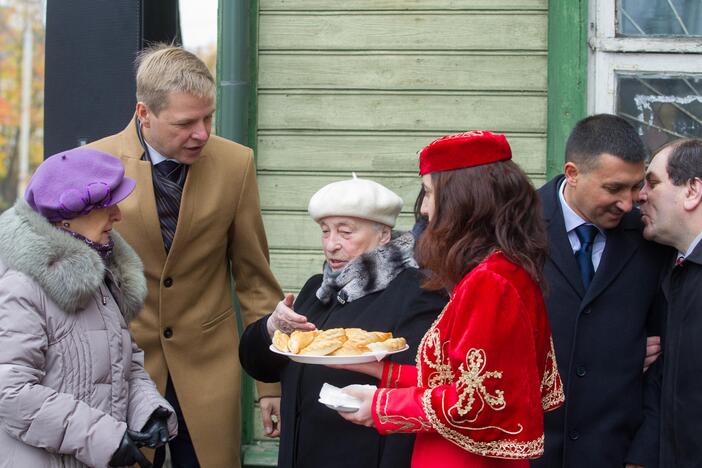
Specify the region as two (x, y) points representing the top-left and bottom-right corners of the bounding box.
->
(335, 131), (565, 467)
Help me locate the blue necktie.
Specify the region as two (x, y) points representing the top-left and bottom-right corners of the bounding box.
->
(574, 224), (598, 289)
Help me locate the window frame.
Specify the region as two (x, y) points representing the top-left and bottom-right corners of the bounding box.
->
(589, 0), (702, 115)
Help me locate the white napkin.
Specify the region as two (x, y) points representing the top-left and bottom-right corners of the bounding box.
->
(318, 383), (376, 411)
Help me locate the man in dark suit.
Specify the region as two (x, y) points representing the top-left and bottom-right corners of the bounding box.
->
(638, 138), (702, 467)
(533, 114), (670, 468)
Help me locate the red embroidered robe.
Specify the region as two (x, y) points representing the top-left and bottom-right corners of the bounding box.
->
(372, 252), (564, 467)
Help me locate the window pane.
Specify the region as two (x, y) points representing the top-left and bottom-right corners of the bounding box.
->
(616, 74), (702, 154)
(618, 0), (702, 36)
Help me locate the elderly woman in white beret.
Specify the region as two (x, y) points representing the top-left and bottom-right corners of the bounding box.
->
(239, 175), (446, 468)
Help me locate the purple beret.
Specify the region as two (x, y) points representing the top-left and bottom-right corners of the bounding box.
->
(24, 147), (136, 221)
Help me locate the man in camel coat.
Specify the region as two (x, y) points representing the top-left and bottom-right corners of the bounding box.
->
(89, 44), (283, 467)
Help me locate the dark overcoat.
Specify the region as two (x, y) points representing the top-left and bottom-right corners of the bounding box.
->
(532, 176), (670, 468)
(240, 267), (446, 468)
(659, 242), (702, 467)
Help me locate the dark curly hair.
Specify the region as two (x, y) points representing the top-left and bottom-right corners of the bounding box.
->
(415, 160), (548, 291)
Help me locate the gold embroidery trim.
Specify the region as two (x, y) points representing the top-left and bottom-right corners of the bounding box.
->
(417, 301), (451, 386)
(454, 348), (506, 417)
(383, 361), (405, 388)
(384, 362), (394, 388)
(540, 337), (565, 410)
(421, 389), (544, 459)
(374, 388), (432, 434)
(394, 363), (402, 387)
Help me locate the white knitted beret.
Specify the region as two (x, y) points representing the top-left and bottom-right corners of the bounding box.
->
(308, 173), (403, 227)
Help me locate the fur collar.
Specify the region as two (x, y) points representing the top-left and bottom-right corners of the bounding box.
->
(0, 200), (147, 321)
(316, 231), (418, 304)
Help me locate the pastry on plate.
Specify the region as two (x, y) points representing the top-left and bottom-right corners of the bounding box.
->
(272, 330), (290, 352)
(330, 340), (369, 356)
(299, 336), (346, 356)
(345, 328), (392, 346)
(315, 328), (346, 341)
(366, 337), (407, 353)
(289, 330), (318, 354)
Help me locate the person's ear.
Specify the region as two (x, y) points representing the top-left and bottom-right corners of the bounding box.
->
(564, 162), (580, 187)
(136, 102), (151, 128)
(683, 177), (702, 211)
(379, 226), (392, 245)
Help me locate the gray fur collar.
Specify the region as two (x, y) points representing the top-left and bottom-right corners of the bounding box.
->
(0, 200), (147, 321)
(316, 231), (418, 304)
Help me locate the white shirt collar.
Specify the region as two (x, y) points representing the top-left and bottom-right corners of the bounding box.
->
(145, 141), (179, 166)
(558, 179), (602, 235)
(682, 230), (702, 259)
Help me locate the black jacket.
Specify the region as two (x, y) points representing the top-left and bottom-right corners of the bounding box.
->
(239, 268), (446, 468)
(658, 242), (702, 467)
(532, 176), (670, 468)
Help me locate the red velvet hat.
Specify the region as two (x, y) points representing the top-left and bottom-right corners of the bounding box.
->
(419, 131), (512, 175)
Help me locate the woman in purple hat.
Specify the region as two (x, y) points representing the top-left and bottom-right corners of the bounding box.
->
(0, 148), (177, 468)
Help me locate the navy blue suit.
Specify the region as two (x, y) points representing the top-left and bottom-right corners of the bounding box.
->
(532, 176), (670, 468)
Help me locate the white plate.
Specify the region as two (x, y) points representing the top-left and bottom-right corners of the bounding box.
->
(268, 344), (409, 364)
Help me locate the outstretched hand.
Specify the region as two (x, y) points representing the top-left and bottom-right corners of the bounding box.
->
(267, 293), (316, 337)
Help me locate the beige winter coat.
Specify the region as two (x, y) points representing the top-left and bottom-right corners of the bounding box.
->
(0, 200), (176, 468)
(88, 121), (283, 467)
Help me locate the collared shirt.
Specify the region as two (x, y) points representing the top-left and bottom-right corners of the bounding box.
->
(678, 230), (702, 264)
(558, 180), (606, 271)
(145, 141), (181, 167)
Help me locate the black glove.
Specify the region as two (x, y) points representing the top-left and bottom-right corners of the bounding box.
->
(130, 406), (171, 449)
(109, 430), (152, 468)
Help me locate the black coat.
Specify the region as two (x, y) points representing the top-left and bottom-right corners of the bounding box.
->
(239, 268), (446, 468)
(532, 176), (670, 468)
(659, 242), (702, 467)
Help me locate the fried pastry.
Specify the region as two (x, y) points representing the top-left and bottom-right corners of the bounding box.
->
(289, 330), (317, 354)
(367, 337), (407, 353)
(272, 330), (290, 352)
(299, 336), (346, 356)
(330, 340), (369, 356)
(273, 327), (406, 357)
(316, 328), (346, 341)
(345, 328), (393, 345)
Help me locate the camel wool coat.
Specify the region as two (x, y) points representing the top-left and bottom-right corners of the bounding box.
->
(88, 120), (283, 468)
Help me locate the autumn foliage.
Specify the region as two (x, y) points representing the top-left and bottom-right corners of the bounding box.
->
(0, 1), (45, 210)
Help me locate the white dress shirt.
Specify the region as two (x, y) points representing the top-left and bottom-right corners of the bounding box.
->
(558, 180), (606, 271)
(145, 142), (180, 166)
(679, 230), (702, 262)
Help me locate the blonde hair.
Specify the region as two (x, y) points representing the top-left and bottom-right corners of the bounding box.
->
(135, 44), (215, 115)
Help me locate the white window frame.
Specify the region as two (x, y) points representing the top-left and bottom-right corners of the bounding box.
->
(588, 0), (702, 115)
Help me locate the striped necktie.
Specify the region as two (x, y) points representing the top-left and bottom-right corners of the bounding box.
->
(153, 160), (187, 253)
(155, 160), (183, 183)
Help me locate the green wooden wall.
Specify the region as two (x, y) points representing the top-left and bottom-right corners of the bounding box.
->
(254, 0), (549, 293)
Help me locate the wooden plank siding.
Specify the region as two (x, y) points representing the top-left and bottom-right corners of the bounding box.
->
(256, 132), (546, 172)
(260, 0), (547, 10)
(255, 1), (549, 292)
